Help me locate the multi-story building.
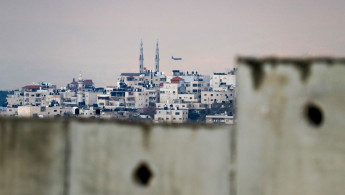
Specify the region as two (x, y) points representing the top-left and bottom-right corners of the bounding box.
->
(201, 90), (234, 107)
(22, 85), (46, 106)
(118, 71), (166, 89)
(159, 77), (186, 104)
(210, 69), (236, 91)
(7, 90), (24, 108)
(60, 90), (77, 107)
(154, 107), (188, 123)
(66, 78), (94, 91)
(5, 107), (18, 117)
(125, 88), (149, 109)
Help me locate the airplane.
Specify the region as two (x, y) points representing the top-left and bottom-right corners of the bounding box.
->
(172, 56), (182, 60)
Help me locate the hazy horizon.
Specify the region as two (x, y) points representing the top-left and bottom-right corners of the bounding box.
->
(1, 0), (345, 90)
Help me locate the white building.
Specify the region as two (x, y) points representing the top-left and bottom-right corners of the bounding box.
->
(85, 91), (103, 106)
(210, 71), (236, 91)
(159, 77), (186, 104)
(7, 91), (24, 107)
(201, 90), (234, 106)
(125, 89), (149, 109)
(18, 106), (41, 117)
(154, 108), (188, 123)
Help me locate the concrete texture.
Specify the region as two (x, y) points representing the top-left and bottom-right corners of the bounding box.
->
(0, 119), (233, 195)
(237, 57), (345, 195)
(0, 119), (68, 195)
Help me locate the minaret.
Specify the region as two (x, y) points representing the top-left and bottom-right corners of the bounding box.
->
(77, 73), (84, 105)
(155, 40), (160, 73)
(139, 40), (144, 73)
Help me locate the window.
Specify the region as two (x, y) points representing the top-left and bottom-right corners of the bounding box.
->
(175, 112), (180, 115)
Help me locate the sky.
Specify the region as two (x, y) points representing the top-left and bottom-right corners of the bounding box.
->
(1, 0), (345, 90)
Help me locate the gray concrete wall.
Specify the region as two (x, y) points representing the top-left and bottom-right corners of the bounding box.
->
(0, 119), (233, 195)
(0, 120), (68, 195)
(237, 57), (345, 195)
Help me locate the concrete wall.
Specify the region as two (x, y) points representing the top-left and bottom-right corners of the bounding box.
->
(0, 119), (233, 195)
(0, 119), (68, 195)
(237, 57), (345, 195)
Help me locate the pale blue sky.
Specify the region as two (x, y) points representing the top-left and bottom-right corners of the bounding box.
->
(1, 0), (345, 89)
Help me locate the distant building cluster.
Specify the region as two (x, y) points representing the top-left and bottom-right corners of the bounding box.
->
(0, 41), (236, 124)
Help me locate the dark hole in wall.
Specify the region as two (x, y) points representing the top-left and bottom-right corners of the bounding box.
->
(133, 162), (153, 186)
(305, 103), (323, 127)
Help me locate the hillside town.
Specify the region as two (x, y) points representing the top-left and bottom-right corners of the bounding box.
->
(0, 41), (236, 124)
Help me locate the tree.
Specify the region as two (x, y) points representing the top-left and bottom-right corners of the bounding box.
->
(142, 106), (156, 119)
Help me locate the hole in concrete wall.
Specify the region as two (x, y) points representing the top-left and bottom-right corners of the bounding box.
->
(305, 103), (323, 127)
(133, 162), (153, 186)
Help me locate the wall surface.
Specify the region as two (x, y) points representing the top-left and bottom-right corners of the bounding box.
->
(0, 119), (233, 195)
(0, 120), (68, 195)
(237, 57), (345, 195)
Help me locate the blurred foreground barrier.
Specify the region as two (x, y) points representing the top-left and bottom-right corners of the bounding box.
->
(1, 57), (345, 195)
(0, 119), (233, 195)
(237, 57), (345, 195)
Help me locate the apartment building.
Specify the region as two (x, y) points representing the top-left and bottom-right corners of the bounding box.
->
(118, 71), (166, 89)
(210, 71), (236, 91)
(125, 89), (149, 109)
(7, 91), (24, 107)
(201, 90), (234, 107)
(154, 108), (188, 123)
(159, 77), (186, 104)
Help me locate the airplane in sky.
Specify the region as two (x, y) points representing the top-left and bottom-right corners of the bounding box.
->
(172, 56), (182, 60)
